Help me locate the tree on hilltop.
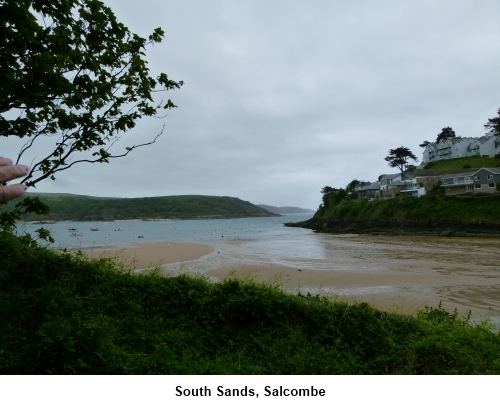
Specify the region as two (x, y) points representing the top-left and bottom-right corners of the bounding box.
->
(485, 108), (500, 137)
(384, 147), (418, 179)
(345, 179), (360, 199)
(435, 127), (456, 143)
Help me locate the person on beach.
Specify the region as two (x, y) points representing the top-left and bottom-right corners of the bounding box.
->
(0, 157), (29, 203)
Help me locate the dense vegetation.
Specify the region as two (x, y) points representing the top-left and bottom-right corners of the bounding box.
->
(315, 193), (500, 224)
(6, 193), (276, 222)
(301, 161), (500, 235)
(1, 231), (499, 374)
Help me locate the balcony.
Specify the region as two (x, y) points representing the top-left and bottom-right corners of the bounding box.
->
(441, 178), (473, 186)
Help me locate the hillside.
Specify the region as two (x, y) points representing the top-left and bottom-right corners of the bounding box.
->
(257, 204), (314, 214)
(288, 193), (500, 236)
(422, 155), (500, 170)
(10, 193), (278, 222)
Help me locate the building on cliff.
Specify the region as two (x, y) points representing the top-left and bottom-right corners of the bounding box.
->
(422, 135), (500, 163)
(440, 168), (500, 195)
(357, 168), (500, 200)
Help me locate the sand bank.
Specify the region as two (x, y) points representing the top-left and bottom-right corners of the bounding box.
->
(206, 264), (499, 316)
(84, 241), (213, 270)
(85, 236), (500, 318)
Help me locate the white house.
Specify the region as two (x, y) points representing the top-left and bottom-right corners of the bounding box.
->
(422, 135), (500, 163)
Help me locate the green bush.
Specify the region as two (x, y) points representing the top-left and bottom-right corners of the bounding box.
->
(316, 193), (500, 223)
(462, 164), (472, 169)
(1, 232), (500, 374)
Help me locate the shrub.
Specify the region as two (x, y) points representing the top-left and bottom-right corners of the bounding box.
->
(462, 165), (471, 169)
(424, 162), (435, 169)
(495, 153), (500, 159)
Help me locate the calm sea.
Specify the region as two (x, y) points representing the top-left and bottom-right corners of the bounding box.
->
(20, 213), (315, 249)
(19, 213), (500, 322)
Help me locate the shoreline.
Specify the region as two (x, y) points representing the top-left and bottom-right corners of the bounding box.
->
(83, 241), (214, 270)
(286, 218), (500, 238)
(81, 237), (500, 320)
(24, 214), (281, 225)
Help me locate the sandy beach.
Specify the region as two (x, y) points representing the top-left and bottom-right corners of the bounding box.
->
(84, 242), (214, 270)
(84, 235), (500, 319)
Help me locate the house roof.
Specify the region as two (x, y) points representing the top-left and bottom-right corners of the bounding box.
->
(379, 173), (399, 181)
(472, 167), (500, 175)
(357, 181), (380, 191)
(401, 173), (416, 180)
(476, 135), (498, 143)
(439, 172), (475, 180)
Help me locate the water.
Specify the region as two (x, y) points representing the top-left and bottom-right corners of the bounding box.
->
(18, 213), (500, 317)
(20, 213), (314, 249)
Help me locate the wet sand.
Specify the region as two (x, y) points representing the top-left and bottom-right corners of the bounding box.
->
(86, 235), (500, 319)
(202, 235), (500, 318)
(84, 242), (213, 270)
(206, 264), (499, 316)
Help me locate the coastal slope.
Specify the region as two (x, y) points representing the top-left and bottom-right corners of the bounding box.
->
(13, 193), (279, 221)
(287, 193), (500, 236)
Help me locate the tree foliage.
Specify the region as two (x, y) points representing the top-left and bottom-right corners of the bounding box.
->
(384, 147), (418, 175)
(1, 0), (183, 187)
(345, 179), (360, 196)
(484, 108), (500, 137)
(321, 186), (335, 194)
(435, 127), (456, 144)
(419, 140), (430, 148)
(320, 179), (360, 209)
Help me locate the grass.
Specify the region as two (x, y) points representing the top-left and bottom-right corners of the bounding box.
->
(424, 155), (500, 170)
(1, 231), (500, 374)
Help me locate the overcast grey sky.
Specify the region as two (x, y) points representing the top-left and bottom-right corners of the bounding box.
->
(6, 0), (500, 209)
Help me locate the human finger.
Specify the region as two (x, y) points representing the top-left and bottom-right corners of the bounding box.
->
(0, 164), (29, 183)
(0, 156), (14, 166)
(0, 184), (28, 203)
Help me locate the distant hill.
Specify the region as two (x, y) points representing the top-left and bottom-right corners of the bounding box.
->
(10, 193), (279, 221)
(257, 204), (314, 214)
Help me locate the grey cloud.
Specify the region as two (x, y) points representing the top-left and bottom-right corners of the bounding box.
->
(5, 0), (500, 209)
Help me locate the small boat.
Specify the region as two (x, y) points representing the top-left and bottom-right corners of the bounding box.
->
(90, 228), (99, 231)
(68, 228), (77, 231)
(114, 228), (123, 231)
(70, 232), (82, 237)
(138, 235), (144, 238)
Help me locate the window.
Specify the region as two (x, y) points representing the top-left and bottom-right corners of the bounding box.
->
(474, 176), (479, 181)
(466, 185), (474, 192)
(487, 175), (493, 180)
(489, 183), (495, 188)
(474, 184), (481, 189)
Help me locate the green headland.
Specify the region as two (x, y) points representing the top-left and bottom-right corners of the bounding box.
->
(11, 193), (278, 222)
